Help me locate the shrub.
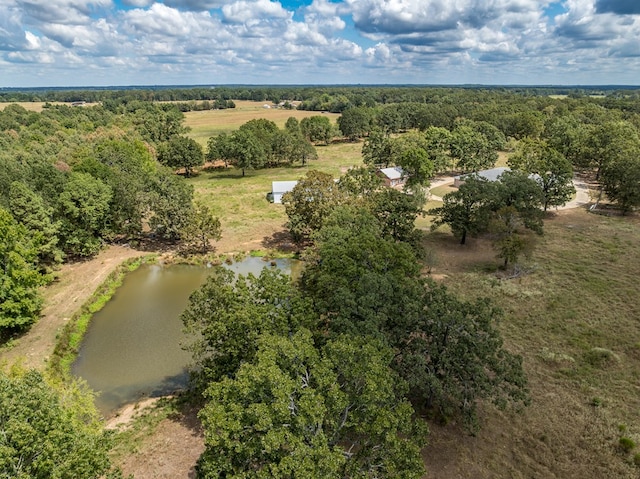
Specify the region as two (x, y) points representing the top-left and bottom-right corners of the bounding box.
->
(619, 436), (636, 453)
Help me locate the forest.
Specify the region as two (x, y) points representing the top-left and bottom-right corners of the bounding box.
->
(1, 86), (640, 478)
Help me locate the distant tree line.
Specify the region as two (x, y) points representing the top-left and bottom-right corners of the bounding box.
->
(206, 117), (325, 175)
(3, 85), (640, 114)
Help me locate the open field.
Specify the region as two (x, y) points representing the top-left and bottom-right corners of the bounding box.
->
(186, 141), (363, 253)
(0, 101), (102, 112)
(184, 100), (340, 147)
(422, 208), (640, 478)
(0, 101), (67, 112)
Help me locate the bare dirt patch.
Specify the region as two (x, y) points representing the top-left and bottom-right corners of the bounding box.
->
(1, 245), (146, 371)
(116, 402), (205, 479)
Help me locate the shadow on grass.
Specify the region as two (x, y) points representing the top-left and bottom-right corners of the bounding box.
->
(261, 230), (299, 254)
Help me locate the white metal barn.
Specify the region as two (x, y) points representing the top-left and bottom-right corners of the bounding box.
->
(271, 181), (298, 204)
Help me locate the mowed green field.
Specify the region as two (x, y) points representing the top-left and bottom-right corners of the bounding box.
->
(186, 140), (364, 253)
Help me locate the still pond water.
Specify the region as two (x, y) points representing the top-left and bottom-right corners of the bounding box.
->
(71, 257), (296, 414)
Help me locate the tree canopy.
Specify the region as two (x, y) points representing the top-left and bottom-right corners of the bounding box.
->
(0, 369), (118, 479)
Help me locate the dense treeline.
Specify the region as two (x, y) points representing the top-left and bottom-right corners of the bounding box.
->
(0, 102), (218, 337)
(201, 91), (640, 217)
(3, 85), (640, 113)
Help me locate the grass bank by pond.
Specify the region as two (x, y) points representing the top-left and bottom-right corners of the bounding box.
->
(49, 256), (155, 379)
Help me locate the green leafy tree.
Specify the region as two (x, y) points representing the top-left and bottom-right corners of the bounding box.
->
(504, 110), (545, 140)
(132, 102), (187, 144)
(395, 147), (434, 189)
(583, 120), (640, 179)
(271, 130), (318, 166)
(450, 125), (498, 173)
(147, 168), (194, 240)
(361, 128), (393, 167)
(543, 113), (591, 167)
(423, 126), (452, 174)
(282, 170), (345, 242)
(284, 116), (300, 134)
(0, 208), (46, 334)
(180, 201), (222, 253)
(228, 129), (267, 176)
(493, 170), (545, 234)
(337, 166), (384, 200)
(391, 282), (529, 432)
(206, 132), (234, 167)
(57, 172), (112, 257)
(157, 136), (204, 177)
(337, 107), (374, 141)
(76, 138), (156, 237)
(600, 155), (640, 214)
(0, 369), (118, 478)
(182, 267), (317, 387)
(490, 206), (537, 268)
(300, 115), (334, 145)
(455, 118), (506, 151)
(132, 104), (186, 144)
(370, 187), (425, 246)
(197, 330), (426, 479)
(289, 133), (318, 166)
(429, 176), (496, 245)
(508, 139), (575, 211)
(301, 206), (421, 337)
(9, 181), (63, 270)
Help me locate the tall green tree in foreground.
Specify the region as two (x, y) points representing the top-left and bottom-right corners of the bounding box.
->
(391, 283), (529, 432)
(197, 330), (425, 479)
(300, 207), (529, 432)
(182, 268), (317, 388)
(0, 369), (119, 479)
(282, 170), (345, 242)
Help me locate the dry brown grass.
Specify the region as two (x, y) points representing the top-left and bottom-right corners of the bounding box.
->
(0, 102), (100, 112)
(0, 101), (56, 112)
(422, 208), (640, 478)
(184, 101), (340, 146)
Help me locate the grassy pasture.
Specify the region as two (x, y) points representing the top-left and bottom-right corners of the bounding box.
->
(186, 140), (363, 253)
(0, 101), (68, 112)
(183, 100), (340, 147)
(423, 209), (640, 478)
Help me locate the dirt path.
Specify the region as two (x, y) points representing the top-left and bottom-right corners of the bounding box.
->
(427, 173), (594, 210)
(1, 245), (146, 371)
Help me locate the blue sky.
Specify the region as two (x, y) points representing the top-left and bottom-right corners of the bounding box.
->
(1, 0), (639, 87)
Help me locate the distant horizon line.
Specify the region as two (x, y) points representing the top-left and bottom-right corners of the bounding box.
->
(2, 83), (640, 92)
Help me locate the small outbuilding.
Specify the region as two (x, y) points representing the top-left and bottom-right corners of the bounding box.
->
(376, 167), (406, 188)
(269, 180), (298, 204)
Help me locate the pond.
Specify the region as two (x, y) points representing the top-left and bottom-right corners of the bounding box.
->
(71, 257), (296, 414)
